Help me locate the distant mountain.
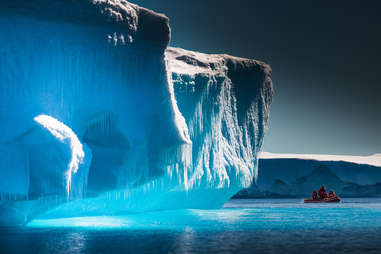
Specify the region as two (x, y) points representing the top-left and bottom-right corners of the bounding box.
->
(233, 182), (296, 199)
(235, 164), (381, 198)
(290, 165), (344, 196)
(256, 156), (381, 191)
(342, 183), (381, 197)
(270, 179), (292, 195)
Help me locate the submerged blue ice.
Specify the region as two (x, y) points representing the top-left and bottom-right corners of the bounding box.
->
(27, 199), (381, 231)
(0, 0), (273, 225)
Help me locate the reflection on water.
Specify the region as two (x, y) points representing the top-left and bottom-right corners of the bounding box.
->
(1, 198), (381, 253)
(41, 232), (87, 254)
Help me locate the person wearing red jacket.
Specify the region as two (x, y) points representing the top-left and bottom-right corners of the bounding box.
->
(329, 190), (337, 198)
(318, 185), (328, 199)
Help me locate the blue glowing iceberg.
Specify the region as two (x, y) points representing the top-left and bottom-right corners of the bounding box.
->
(0, 0), (273, 225)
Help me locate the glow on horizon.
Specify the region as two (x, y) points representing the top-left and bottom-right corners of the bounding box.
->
(260, 152), (381, 167)
(34, 114), (85, 199)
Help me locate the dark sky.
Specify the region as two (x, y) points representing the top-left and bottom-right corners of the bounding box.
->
(133, 0), (381, 156)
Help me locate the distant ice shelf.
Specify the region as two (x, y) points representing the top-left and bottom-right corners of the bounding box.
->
(252, 152), (381, 194)
(260, 152), (381, 167)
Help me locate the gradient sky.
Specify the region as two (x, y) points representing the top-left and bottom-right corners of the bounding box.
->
(134, 0), (381, 156)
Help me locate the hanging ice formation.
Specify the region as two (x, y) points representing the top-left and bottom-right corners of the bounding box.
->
(0, 0), (273, 223)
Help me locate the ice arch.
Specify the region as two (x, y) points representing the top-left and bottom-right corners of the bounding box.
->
(34, 115), (90, 199)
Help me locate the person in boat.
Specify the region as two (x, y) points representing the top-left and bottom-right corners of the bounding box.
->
(318, 185), (328, 199)
(328, 190), (337, 198)
(312, 189), (318, 200)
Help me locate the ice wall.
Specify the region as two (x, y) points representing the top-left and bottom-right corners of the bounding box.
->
(0, 0), (273, 221)
(166, 47), (273, 196)
(0, 0), (184, 199)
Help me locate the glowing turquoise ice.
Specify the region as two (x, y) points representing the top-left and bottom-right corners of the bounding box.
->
(28, 199), (381, 231)
(0, 1), (273, 226)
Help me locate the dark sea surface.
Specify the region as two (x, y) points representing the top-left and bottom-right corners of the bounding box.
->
(1, 198), (381, 254)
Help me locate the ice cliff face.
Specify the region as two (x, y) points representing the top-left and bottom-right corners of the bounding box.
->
(0, 0), (273, 221)
(167, 47), (273, 192)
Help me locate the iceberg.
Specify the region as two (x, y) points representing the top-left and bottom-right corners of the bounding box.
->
(0, 0), (273, 224)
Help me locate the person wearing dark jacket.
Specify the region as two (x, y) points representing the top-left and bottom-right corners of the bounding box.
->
(328, 190), (337, 198)
(312, 189), (318, 200)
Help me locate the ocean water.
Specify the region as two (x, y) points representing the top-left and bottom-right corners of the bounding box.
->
(1, 198), (381, 253)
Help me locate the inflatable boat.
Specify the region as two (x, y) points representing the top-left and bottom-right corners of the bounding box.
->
(304, 197), (341, 203)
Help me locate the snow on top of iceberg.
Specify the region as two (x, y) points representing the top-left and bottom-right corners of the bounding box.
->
(166, 47), (271, 77)
(166, 47), (226, 76)
(34, 115), (85, 199)
(259, 152), (381, 167)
